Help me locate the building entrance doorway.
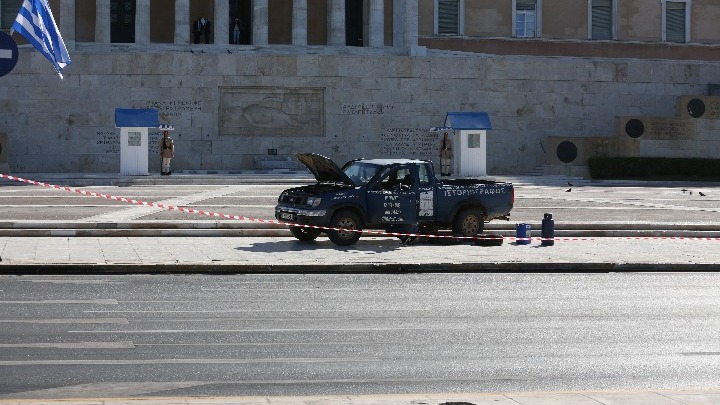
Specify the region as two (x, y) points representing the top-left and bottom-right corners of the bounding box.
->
(111, 0), (135, 43)
(229, 0), (252, 44)
(346, 0), (364, 46)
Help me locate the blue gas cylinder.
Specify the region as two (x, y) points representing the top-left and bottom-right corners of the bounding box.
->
(515, 223), (531, 245)
(541, 213), (555, 246)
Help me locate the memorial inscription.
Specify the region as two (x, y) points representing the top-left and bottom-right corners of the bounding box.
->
(381, 128), (438, 158)
(619, 117), (695, 140)
(680, 96), (720, 120)
(96, 131), (119, 154)
(146, 100), (202, 118)
(643, 119), (695, 140)
(341, 103), (396, 115)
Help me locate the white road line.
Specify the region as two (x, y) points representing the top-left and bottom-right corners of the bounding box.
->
(0, 357), (379, 366)
(0, 342), (135, 349)
(0, 299), (118, 305)
(84, 309), (432, 313)
(0, 318), (128, 324)
(70, 326), (464, 333)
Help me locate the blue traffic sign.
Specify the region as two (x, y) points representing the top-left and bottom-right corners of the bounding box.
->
(0, 31), (19, 78)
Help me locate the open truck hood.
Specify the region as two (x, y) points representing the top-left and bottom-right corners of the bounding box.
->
(295, 153), (354, 185)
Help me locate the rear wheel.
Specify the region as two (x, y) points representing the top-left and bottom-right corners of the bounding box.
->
(327, 210), (362, 246)
(452, 208), (485, 237)
(289, 226), (321, 241)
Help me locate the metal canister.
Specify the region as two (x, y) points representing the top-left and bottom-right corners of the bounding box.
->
(541, 213), (555, 246)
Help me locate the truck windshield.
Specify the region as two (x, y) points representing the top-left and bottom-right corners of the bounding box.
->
(343, 162), (383, 185)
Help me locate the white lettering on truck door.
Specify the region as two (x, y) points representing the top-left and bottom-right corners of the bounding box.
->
(419, 191), (434, 217)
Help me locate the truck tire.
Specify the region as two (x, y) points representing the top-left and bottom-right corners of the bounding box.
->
(289, 226), (321, 241)
(327, 210), (362, 246)
(452, 208), (485, 237)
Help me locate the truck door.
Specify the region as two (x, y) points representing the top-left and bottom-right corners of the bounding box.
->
(366, 165), (418, 226)
(417, 162), (436, 220)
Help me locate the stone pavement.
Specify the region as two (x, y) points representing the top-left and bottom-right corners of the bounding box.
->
(2, 234), (719, 273)
(1, 172), (720, 404)
(1, 389), (720, 405)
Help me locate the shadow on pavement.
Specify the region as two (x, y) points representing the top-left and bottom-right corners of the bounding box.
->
(234, 238), (402, 253)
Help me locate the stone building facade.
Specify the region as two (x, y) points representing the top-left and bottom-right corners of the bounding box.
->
(0, 0), (719, 176)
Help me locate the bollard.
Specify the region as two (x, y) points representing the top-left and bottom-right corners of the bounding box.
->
(515, 223), (531, 245)
(541, 213), (555, 246)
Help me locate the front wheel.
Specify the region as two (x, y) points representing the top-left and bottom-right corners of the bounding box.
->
(327, 210), (362, 246)
(289, 226), (321, 241)
(452, 208), (485, 237)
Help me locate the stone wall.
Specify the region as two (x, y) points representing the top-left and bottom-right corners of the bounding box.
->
(1, 47), (719, 175)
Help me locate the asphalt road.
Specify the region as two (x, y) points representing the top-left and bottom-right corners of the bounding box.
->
(1, 272), (720, 399)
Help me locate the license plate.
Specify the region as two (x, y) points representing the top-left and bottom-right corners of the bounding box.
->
(280, 212), (295, 221)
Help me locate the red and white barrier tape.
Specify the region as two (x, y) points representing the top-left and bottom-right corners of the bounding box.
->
(1, 174), (718, 242)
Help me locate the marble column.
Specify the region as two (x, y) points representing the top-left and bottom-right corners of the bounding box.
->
(327, 0), (345, 46)
(95, 0), (111, 43)
(392, 0), (404, 48)
(393, 0), (420, 54)
(368, 0), (384, 47)
(59, 0), (75, 50)
(403, 0), (418, 53)
(175, 0), (190, 44)
(253, 0), (268, 45)
(214, 0), (229, 45)
(135, 0), (150, 44)
(292, 0), (308, 46)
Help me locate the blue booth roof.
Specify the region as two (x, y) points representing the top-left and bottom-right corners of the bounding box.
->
(115, 108), (159, 128)
(443, 112), (492, 130)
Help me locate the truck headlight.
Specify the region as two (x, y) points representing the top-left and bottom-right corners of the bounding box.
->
(306, 197), (322, 207)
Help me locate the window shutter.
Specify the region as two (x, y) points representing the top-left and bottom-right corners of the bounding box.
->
(516, 0), (536, 11)
(666, 1), (686, 43)
(592, 0), (612, 40)
(1, 0), (23, 30)
(515, 0), (536, 37)
(438, 0), (459, 35)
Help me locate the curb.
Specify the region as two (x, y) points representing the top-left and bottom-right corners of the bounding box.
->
(0, 228), (717, 238)
(3, 262), (720, 274)
(0, 221), (718, 238)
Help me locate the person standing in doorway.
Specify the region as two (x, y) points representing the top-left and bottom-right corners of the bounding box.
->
(440, 132), (453, 176)
(232, 18), (241, 44)
(203, 17), (212, 44)
(193, 17), (203, 44)
(160, 131), (175, 175)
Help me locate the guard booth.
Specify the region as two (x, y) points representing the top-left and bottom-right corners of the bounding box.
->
(114, 108), (159, 175)
(431, 112), (493, 177)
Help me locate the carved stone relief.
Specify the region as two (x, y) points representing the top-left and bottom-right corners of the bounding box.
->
(219, 87), (324, 137)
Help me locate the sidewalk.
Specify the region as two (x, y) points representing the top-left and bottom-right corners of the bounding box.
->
(2, 388), (720, 405)
(1, 234), (719, 273)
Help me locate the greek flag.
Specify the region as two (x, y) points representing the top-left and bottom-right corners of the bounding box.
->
(10, 0), (71, 79)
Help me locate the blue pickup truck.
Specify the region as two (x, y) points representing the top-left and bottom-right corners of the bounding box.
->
(275, 153), (514, 246)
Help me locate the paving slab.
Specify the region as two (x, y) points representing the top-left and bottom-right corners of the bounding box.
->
(2, 390), (720, 405)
